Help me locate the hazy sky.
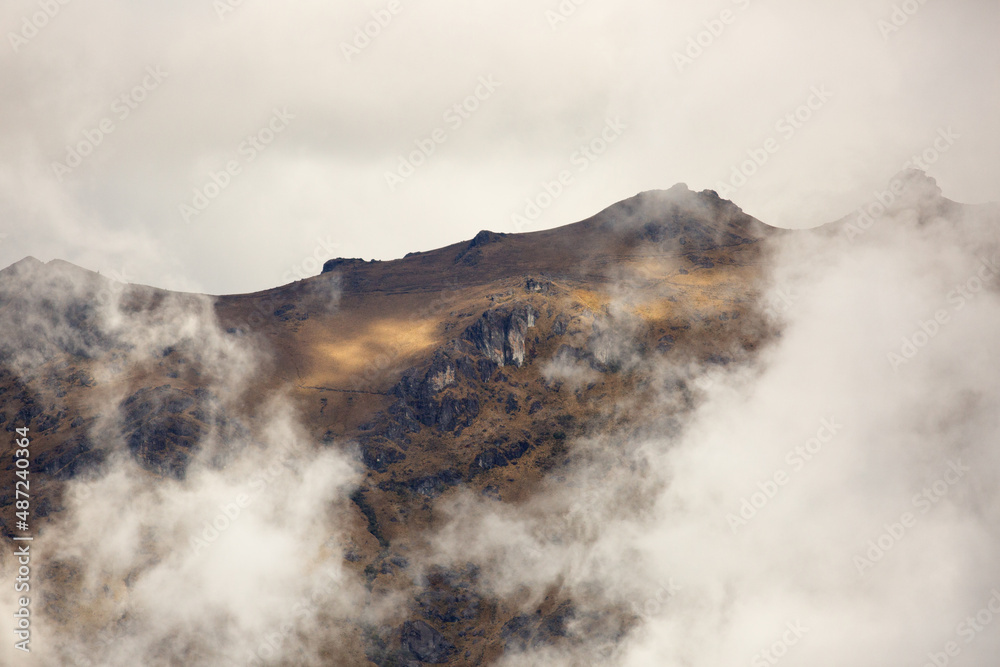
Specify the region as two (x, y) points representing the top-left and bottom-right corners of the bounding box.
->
(2, 0), (998, 294)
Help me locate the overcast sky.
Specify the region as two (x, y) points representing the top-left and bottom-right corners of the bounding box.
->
(1, 0), (998, 294)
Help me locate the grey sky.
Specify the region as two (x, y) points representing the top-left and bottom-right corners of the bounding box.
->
(1, 0), (997, 294)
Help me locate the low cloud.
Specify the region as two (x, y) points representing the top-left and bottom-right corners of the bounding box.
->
(426, 190), (1000, 665)
(0, 261), (366, 666)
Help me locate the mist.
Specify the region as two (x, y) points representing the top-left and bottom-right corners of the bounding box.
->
(0, 261), (375, 666)
(425, 184), (1000, 666)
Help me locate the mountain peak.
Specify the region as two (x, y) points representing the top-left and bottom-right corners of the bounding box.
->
(0, 257), (115, 296)
(891, 168), (944, 204)
(314, 186), (776, 294)
(866, 168), (959, 223)
(2, 255), (43, 270)
(0, 256), (47, 282)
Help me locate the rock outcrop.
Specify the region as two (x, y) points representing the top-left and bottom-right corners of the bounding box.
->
(399, 620), (456, 664)
(118, 385), (238, 479)
(462, 304), (537, 367)
(389, 353), (481, 434)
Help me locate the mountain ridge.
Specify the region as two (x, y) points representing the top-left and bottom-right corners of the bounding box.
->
(319, 183), (779, 295)
(4, 171), (984, 299)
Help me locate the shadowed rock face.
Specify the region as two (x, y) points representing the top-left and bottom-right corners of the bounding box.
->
(359, 302), (541, 454)
(469, 439), (532, 478)
(453, 230), (511, 267)
(463, 304), (537, 367)
(399, 620), (456, 664)
(118, 385), (240, 479)
(416, 568), (482, 624)
(390, 358), (482, 434)
(34, 433), (105, 481)
(501, 602), (574, 654)
(358, 438), (406, 472)
(119, 385), (204, 479)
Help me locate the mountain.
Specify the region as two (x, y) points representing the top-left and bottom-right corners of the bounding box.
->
(316, 183), (777, 291)
(818, 169), (995, 238)
(0, 175), (995, 665)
